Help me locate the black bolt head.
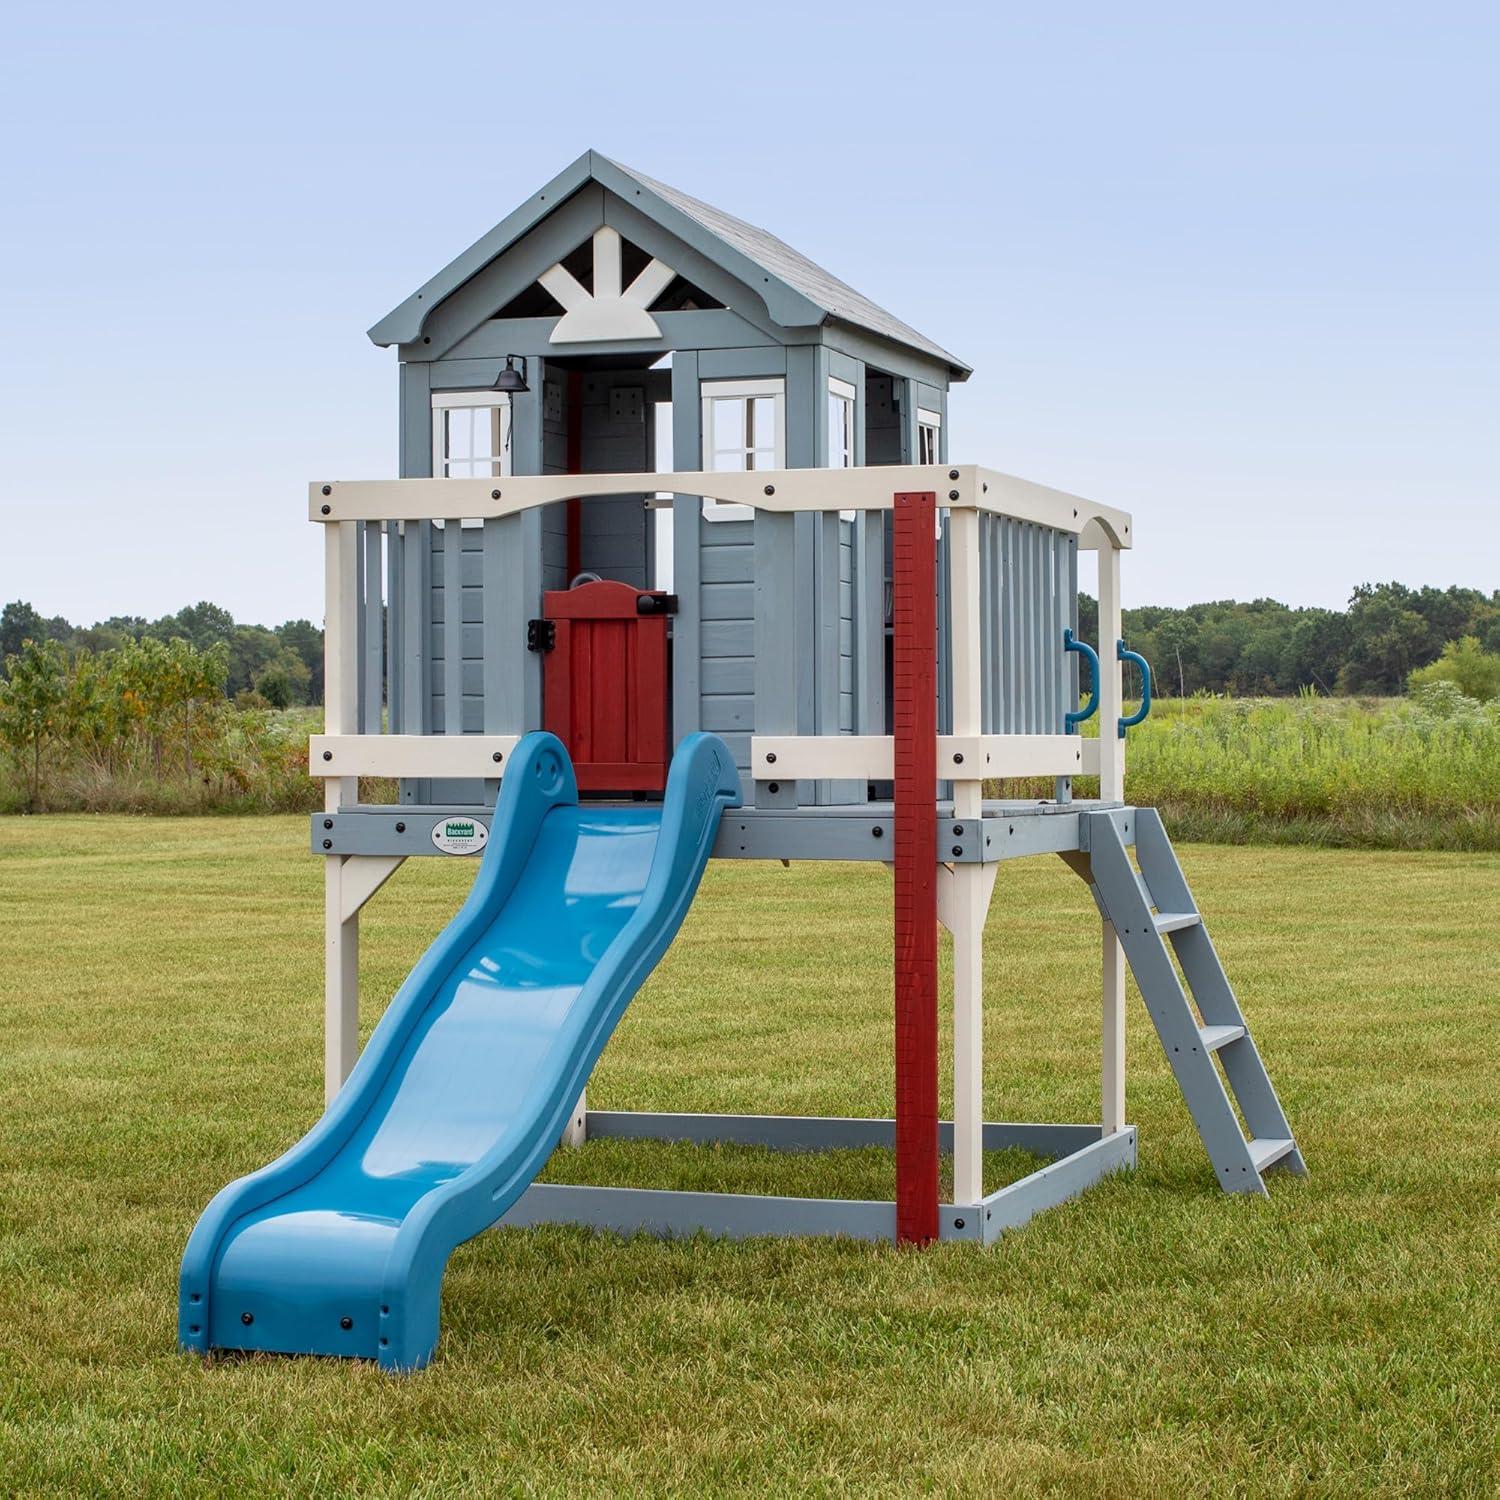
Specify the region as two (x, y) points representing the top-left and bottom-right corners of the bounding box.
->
(953, 753), (964, 764)
(953, 824), (964, 835)
(492, 751), (503, 763)
(872, 825), (884, 838)
(954, 1217), (965, 1229)
(322, 839), (332, 850)
(952, 844), (963, 857)
(241, 1312), (254, 1326)
(492, 489), (501, 500)
(320, 504), (331, 515)
(948, 469), (959, 480)
(321, 485), (331, 495)
(768, 782), (780, 794)
(323, 818), (333, 829)
(763, 484), (775, 495)
(765, 752), (776, 764)
(322, 750), (332, 761)
(948, 489), (960, 501)
(340, 1316), (353, 1331)
(395, 821), (406, 833)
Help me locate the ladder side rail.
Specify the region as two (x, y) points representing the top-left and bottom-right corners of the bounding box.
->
(1086, 814), (1267, 1193)
(1132, 813), (1305, 1173)
(1165, 921), (1302, 1156)
(1132, 808), (1197, 915)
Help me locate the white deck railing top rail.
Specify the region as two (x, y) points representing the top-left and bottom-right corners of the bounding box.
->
(309, 463), (1132, 551)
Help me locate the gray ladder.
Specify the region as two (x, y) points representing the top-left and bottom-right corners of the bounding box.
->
(1085, 808), (1306, 1194)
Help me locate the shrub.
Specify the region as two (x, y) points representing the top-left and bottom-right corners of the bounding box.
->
(1408, 637), (1500, 703)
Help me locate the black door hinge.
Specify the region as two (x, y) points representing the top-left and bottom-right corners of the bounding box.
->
(527, 618), (556, 653)
(636, 592), (679, 616)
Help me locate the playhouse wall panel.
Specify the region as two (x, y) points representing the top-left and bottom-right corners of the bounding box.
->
(700, 657), (753, 696)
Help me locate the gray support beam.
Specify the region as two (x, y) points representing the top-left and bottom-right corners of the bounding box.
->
(313, 801), (1114, 863)
(585, 1111), (1110, 1159)
(396, 362), (432, 803)
(492, 1116), (1133, 1246)
(501, 1182), (901, 1244)
(441, 308), (782, 364)
(786, 346), (821, 805)
(752, 509), (798, 809)
(979, 1129), (1137, 1243)
(670, 351), (702, 746)
(508, 378), (547, 730)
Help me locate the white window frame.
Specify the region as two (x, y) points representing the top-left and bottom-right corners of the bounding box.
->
(828, 376), (857, 520)
(700, 377), (785, 522)
(828, 376), (857, 468)
(431, 390), (512, 480)
(917, 406), (942, 466)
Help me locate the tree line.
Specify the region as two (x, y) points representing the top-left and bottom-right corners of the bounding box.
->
(0, 600), (321, 707)
(3, 578), (1498, 711)
(1078, 582), (1498, 698)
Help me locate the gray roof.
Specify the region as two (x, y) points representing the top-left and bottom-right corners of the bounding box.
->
(369, 150), (970, 379)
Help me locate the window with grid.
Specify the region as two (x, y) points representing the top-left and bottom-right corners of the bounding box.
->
(917, 407), (941, 466)
(431, 392), (511, 479)
(700, 378), (785, 522)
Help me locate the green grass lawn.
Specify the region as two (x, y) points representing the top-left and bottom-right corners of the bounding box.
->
(0, 818), (1495, 1495)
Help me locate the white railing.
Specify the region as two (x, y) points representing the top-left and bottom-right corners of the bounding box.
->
(311, 464), (1131, 802)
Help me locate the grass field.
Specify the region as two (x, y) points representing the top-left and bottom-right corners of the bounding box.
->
(8, 692), (1499, 854)
(0, 817), (1496, 1495)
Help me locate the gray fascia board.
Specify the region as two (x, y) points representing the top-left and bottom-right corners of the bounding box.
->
(822, 315), (971, 384)
(590, 153), (827, 331)
(370, 150), (971, 379)
(367, 151), (597, 346)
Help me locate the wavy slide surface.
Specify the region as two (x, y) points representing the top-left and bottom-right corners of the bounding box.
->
(180, 731), (740, 1370)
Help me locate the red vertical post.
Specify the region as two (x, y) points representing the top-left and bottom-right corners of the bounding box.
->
(892, 490), (939, 1246)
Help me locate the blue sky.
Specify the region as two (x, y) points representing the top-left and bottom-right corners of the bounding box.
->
(1, 3), (1495, 625)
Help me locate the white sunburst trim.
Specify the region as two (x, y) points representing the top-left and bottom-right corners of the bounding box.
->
(540, 226), (675, 343)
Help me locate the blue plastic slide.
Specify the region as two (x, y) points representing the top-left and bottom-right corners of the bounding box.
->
(180, 731), (740, 1371)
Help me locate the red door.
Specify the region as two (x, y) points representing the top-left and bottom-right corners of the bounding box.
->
(541, 579), (672, 792)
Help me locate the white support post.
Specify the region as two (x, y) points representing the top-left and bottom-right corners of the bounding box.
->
(945, 508), (988, 1205)
(324, 859), (358, 1105)
(324, 521), (360, 1104)
(937, 863), (999, 1203)
(1096, 541), (1126, 1132)
(1101, 923), (1126, 1135)
(1097, 543), (1124, 803)
(561, 1090), (587, 1148)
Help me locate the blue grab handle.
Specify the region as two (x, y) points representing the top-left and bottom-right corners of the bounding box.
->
(1117, 640), (1153, 737)
(1063, 629), (1100, 729)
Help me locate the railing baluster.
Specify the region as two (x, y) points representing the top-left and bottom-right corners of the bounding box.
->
(385, 521), (402, 734)
(362, 522), (383, 734)
(441, 521), (463, 734)
(400, 521), (427, 737)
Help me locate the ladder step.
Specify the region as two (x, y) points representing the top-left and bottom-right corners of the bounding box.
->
(1198, 1024), (1245, 1053)
(1153, 911), (1201, 935)
(1248, 1137), (1296, 1173)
